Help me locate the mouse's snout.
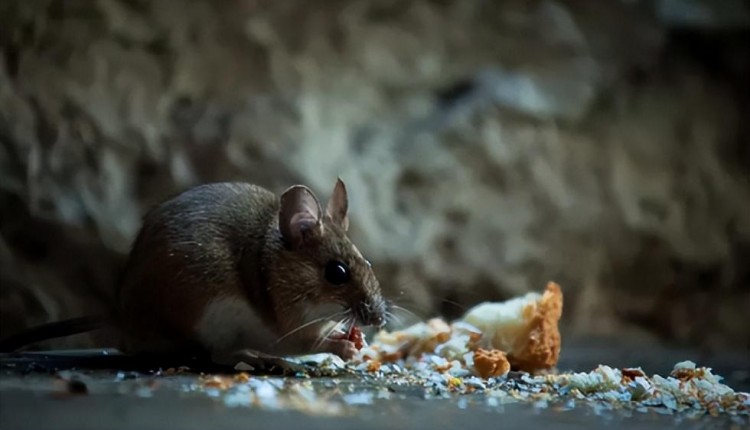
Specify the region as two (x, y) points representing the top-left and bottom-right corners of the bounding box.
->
(354, 298), (387, 328)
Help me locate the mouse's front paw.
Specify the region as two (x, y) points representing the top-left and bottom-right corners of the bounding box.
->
(211, 349), (308, 375)
(319, 338), (357, 360)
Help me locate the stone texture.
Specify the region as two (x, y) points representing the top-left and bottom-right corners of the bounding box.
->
(0, 0), (748, 349)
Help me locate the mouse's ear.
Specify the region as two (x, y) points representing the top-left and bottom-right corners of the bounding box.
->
(325, 178), (349, 231)
(279, 185), (322, 248)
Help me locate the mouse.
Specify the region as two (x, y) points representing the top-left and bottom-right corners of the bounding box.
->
(0, 179), (389, 372)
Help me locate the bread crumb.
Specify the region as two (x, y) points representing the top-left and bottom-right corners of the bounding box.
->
(201, 375), (233, 390)
(473, 348), (510, 379)
(367, 361), (382, 372)
(233, 372), (251, 383)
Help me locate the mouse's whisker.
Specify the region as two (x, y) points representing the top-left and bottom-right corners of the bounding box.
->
(288, 290), (314, 305)
(272, 309), (348, 346)
(384, 310), (407, 329)
(323, 308), (354, 342)
(440, 298), (468, 312)
(389, 304), (423, 323)
(312, 314), (349, 351)
(387, 297), (434, 315)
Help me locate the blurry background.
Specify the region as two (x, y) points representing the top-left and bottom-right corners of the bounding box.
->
(0, 0), (748, 352)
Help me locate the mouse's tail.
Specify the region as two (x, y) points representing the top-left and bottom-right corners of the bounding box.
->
(0, 316), (108, 353)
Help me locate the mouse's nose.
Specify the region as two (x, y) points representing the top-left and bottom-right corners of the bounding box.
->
(355, 300), (386, 327)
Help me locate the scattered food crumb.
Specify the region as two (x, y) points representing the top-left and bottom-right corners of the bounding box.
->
(472, 348), (510, 379)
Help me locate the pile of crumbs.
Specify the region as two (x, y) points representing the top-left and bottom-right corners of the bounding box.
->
(178, 282), (748, 420)
(42, 281), (747, 421)
(183, 359), (748, 420)
(179, 355), (750, 424)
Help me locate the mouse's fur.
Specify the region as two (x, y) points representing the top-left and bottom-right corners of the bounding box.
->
(1, 179), (387, 366)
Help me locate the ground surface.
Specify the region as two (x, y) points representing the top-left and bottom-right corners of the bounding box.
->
(1, 337), (748, 430)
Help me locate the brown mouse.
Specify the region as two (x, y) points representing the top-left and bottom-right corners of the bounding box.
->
(0, 179), (388, 371)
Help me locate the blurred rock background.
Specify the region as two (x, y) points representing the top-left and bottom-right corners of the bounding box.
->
(1, 0), (749, 351)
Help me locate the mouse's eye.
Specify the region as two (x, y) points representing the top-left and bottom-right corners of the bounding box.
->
(325, 260), (350, 285)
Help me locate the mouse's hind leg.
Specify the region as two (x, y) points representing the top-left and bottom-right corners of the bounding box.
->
(195, 295), (313, 374)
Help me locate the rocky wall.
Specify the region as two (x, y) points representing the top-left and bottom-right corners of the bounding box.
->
(1, 0), (749, 350)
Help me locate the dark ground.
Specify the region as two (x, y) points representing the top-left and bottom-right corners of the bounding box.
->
(0, 336), (748, 430)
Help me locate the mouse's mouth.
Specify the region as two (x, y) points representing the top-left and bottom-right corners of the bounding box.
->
(306, 301), (385, 343)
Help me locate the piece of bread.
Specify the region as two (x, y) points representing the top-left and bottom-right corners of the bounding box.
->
(355, 282), (564, 375)
(358, 318), (452, 362)
(461, 282), (563, 372)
